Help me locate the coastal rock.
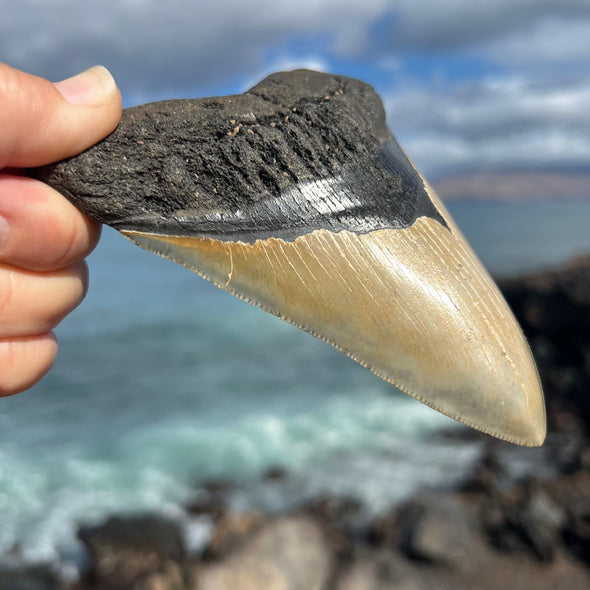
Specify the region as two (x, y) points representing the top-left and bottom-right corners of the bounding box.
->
(139, 562), (185, 590)
(397, 495), (473, 565)
(203, 511), (265, 559)
(185, 478), (239, 525)
(336, 550), (421, 590)
(546, 470), (590, 562)
(77, 514), (185, 589)
(304, 494), (364, 558)
(500, 255), (590, 307)
(0, 564), (64, 590)
(194, 516), (332, 590)
(516, 484), (566, 561)
(483, 480), (566, 561)
(185, 493), (226, 523)
(460, 447), (507, 493)
(366, 511), (401, 548)
(563, 499), (590, 562)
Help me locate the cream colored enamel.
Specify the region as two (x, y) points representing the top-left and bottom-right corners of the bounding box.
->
(121, 218), (545, 447)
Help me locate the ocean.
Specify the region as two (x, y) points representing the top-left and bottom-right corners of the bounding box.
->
(1, 199), (590, 564)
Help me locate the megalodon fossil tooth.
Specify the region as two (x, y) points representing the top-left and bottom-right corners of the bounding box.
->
(32, 69), (546, 446)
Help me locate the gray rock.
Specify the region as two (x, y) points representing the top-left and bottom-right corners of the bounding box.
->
(518, 486), (566, 561)
(336, 551), (422, 590)
(398, 494), (473, 565)
(0, 565), (63, 590)
(77, 513), (185, 587)
(195, 516), (332, 590)
(483, 480), (566, 562)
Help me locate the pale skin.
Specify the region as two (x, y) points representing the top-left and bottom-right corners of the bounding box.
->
(0, 63), (122, 395)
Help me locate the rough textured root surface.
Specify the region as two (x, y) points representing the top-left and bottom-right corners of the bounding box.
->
(32, 70), (390, 231)
(30, 70), (447, 243)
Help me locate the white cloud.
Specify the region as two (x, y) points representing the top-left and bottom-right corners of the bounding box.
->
(483, 16), (590, 69)
(374, 1), (590, 176)
(385, 77), (590, 177)
(389, 0), (590, 52)
(0, 0), (388, 95)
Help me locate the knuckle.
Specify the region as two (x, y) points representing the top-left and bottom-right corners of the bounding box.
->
(0, 340), (18, 396)
(48, 263), (89, 322)
(0, 267), (15, 325)
(0, 63), (19, 103)
(53, 218), (81, 269)
(49, 213), (99, 271)
(0, 334), (57, 396)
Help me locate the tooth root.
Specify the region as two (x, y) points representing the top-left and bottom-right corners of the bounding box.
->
(121, 215), (545, 446)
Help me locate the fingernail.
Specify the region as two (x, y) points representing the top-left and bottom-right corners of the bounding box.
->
(0, 214), (9, 250)
(53, 66), (117, 106)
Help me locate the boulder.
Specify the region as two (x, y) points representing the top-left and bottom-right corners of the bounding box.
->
(77, 513), (185, 589)
(195, 516), (332, 590)
(335, 551), (422, 590)
(203, 511), (265, 560)
(398, 495), (473, 566)
(483, 479), (566, 562)
(0, 565), (63, 590)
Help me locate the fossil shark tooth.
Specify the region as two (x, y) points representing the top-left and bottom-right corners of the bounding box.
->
(32, 69), (545, 446)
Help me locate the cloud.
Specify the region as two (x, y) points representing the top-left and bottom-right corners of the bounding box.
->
(483, 16), (590, 72)
(385, 77), (590, 177)
(386, 0), (590, 54)
(1, 0), (388, 98)
(373, 1), (590, 176)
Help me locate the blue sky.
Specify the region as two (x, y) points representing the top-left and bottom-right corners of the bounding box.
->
(2, 0), (589, 179)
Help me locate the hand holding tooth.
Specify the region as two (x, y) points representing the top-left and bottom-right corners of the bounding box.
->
(0, 63), (121, 395)
(32, 70), (545, 445)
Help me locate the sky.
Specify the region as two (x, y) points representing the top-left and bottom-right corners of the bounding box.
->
(2, 0), (589, 180)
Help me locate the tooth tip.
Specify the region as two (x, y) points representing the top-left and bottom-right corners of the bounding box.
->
(514, 403), (547, 447)
(486, 380), (546, 447)
(500, 415), (546, 447)
(508, 424), (546, 448)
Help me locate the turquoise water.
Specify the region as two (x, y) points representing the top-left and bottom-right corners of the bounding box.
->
(1, 199), (590, 562)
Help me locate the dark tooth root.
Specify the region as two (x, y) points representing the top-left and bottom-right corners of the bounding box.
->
(30, 69), (444, 241)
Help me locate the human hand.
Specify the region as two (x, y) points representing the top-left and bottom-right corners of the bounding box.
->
(0, 64), (122, 395)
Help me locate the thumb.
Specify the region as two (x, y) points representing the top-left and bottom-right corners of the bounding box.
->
(0, 63), (122, 168)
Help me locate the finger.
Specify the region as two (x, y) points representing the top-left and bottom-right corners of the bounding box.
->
(0, 174), (101, 271)
(0, 63), (122, 169)
(0, 332), (58, 396)
(0, 261), (88, 338)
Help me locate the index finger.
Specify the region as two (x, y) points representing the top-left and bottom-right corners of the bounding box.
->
(0, 174), (101, 271)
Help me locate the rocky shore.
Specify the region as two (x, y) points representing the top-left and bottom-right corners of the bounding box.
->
(3, 256), (590, 590)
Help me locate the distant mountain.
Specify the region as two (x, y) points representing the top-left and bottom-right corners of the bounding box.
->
(432, 172), (590, 202)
